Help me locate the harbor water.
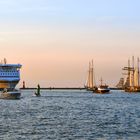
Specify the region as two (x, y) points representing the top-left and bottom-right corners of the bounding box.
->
(0, 90), (140, 140)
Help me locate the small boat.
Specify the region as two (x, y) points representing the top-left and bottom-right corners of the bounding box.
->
(0, 89), (21, 99)
(95, 85), (110, 94)
(94, 78), (110, 94)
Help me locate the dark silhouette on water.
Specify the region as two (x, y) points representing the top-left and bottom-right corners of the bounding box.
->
(34, 84), (41, 96)
(23, 81), (26, 89)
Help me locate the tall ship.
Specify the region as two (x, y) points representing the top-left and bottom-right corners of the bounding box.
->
(116, 78), (125, 89)
(85, 60), (96, 91)
(0, 58), (22, 91)
(122, 56), (140, 92)
(85, 60), (110, 93)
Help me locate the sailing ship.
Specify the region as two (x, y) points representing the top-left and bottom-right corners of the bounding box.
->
(85, 60), (110, 93)
(85, 60), (96, 91)
(122, 56), (140, 92)
(0, 58), (22, 99)
(116, 78), (125, 89)
(94, 77), (110, 94)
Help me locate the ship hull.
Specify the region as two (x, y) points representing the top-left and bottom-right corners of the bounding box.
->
(94, 87), (110, 94)
(125, 87), (140, 93)
(95, 89), (110, 94)
(0, 90), (21, 99)
(0, 80), (19, 91)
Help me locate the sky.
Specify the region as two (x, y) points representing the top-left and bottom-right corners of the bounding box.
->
(0, 0), (140, 87)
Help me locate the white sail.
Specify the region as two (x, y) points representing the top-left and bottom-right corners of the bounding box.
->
(137, 57), (140, 87)
(85, 60), (95, 89)
(134, 58), (140, 87)
(134, 68), (138, 87)
(90, 60), (94, 88)
(129, 71), (133, 87)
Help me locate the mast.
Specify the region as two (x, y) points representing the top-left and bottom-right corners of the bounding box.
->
(138, 57), (140, 87)
(132, 56), (135, 87)
(100, 77), (103, 86)
(85, 60), (95, 89)
(133, 57), (140, 87)
(90, 60), (94, 88)
(134, 67), (138, 87)
(87, 62), (91, 88)
(128, 59), (132, 87)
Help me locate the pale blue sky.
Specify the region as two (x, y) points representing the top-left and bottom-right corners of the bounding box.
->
(0, 0), (140, 25)
(0, 0), (140, 87)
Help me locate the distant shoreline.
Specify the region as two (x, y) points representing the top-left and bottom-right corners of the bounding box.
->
(20, 87), (122, 90)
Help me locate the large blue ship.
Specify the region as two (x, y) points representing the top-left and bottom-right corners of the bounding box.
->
(0, 59), (22, 99)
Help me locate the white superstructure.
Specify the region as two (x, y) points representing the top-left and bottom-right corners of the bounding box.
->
(0, 59), (22, 90)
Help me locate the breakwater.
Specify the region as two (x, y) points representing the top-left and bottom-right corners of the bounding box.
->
(20, 87), (120, 90)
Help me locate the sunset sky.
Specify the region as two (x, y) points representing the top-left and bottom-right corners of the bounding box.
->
(0, 0), (140, 87)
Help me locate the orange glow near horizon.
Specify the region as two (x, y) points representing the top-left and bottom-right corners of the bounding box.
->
(1, 24), (140, 87)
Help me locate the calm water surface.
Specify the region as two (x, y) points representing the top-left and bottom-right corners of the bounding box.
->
(0, 90), (140, 140)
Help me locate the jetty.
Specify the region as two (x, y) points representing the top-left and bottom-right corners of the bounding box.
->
(20, 87), (86, 90)
(20, 87), (121, 91)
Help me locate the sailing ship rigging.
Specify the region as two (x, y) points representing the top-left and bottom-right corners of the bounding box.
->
(122, 56), (140, 92)
(116, 78), (125, 89)
(85, 60), (110, 93)
(85, 60), (96, 90)
(94, 77), (110, 94)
